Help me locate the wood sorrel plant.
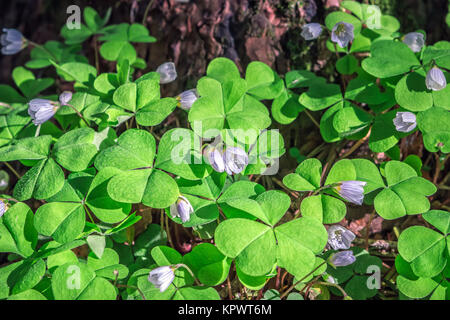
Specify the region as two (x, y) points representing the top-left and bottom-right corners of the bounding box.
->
(0, 2), (448, 301)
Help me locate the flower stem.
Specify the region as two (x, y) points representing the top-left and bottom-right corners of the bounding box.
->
(3, 162), (21, 179)
(316, 281), (352, 299)
(66, 103), (91, 127)
(27, 40), (58, 61)
(175, 263), (201, 286)
(304, 109), (320, 129)
(279, 261), (327, 299)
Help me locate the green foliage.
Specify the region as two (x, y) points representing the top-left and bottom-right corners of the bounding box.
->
(0, 1), (448, 301)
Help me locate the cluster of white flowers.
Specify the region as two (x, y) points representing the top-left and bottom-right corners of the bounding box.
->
(205, 145), (249, 175)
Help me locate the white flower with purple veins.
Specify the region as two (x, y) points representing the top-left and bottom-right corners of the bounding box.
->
(223, 147), (249, 175)
(393, 112), (417, 133)
(1, 28), (25, 55)
(331, 22), (354, 48)
(327, 225), (356, 250)
(156, 62), (177, 84)
(328, 250), (356, 267)
(335, 180), (367, 205)
(426, 67), (447, 91)
(403, 32), (424, 53)
(205, 146), (225, 173)
(301, 23), (322, 40)
(59, 91), (73, 106)
(28, 99), (59, 125)
(170, 195), (194, 223)
(148, 266), (175, 292)
(0, 200), (6, 218)
(177, 89), (198, 110)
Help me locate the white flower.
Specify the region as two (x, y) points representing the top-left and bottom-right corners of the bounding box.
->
(156, 62), (177, 84)
(323, 273), (336, 284)
(1, 28), (25, 55)
(177, 89), (198, 110)
(0, 201), (6, 218)
(393, 112), (417, 133)
(328, 250), (356, 267)
(403, 32), (424, 53)
(331, 22), (354, 48)
(301, 23), (322, 40)
(170, 195), (194, 223)
(327, 225), (356, 250)
(59, 91), (73, 106)
(148, 266), (175, 292)
(334, 180), (367, 205)
(205, 145), (225, 172)
(224, 147), (249, 175)
(426, 67), (447, 91)
(28, 99), (59, 125)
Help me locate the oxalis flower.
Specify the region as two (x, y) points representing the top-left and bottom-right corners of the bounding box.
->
(402, 32), (424, 53)
(156, 62), (177, 84)
(223, 147), (249, 175)
(59, 91), (73, 106)
(426, 66), (447, 91)
(204, 145), (225, 173)
(301, 23), (322, 40)
(148, 266), (175, 292)
(334, 180), (367, 205)
(331, 22), (354, 48)
(1, 28), (26, 55)
(393, 112), (416, 133)
(327, 225), (356, 250)
(28, 99), (60, 125)
(170, 195), (194, 223)
(176, 89), (198, 110)
(328, 250), (356, 268)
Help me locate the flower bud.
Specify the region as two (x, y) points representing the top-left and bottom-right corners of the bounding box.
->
(0, 170), (9, 191)
(59, 91), (73, 106)
(177, 89), (198, 110)
(426, 66), (447, 91)
(393, 112), (416, 133)
(1, 28), (26, 55)
(224, 147), (249, 175)
(170, 195), (194, 223)
(28, 99), (59, 125)
(328, 250), (356, 267)
(156, 62), (177, 84)
(331, 22), (354, 48)
(327, 225), (356, 250)
(0, 201), (5, 218)
(148, 266), (175, 292)
(402, 32), (424, 53)
(301, 23), (322, 40)
(334, 180), (366, 205)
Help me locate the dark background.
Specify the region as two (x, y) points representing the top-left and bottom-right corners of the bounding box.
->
(0, 0), (449, 91)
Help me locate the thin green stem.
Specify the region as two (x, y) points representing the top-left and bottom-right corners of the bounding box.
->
(175, 263), (201, 286)
(142, 0), (155, 25)
(66, 103), (90, 127)
(304, 109), (320, 129)
(317, 281), (352, 299)
(3, 162), (21, 179)
(279, 261), (327, 299)
(27, 40), (58, 61)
